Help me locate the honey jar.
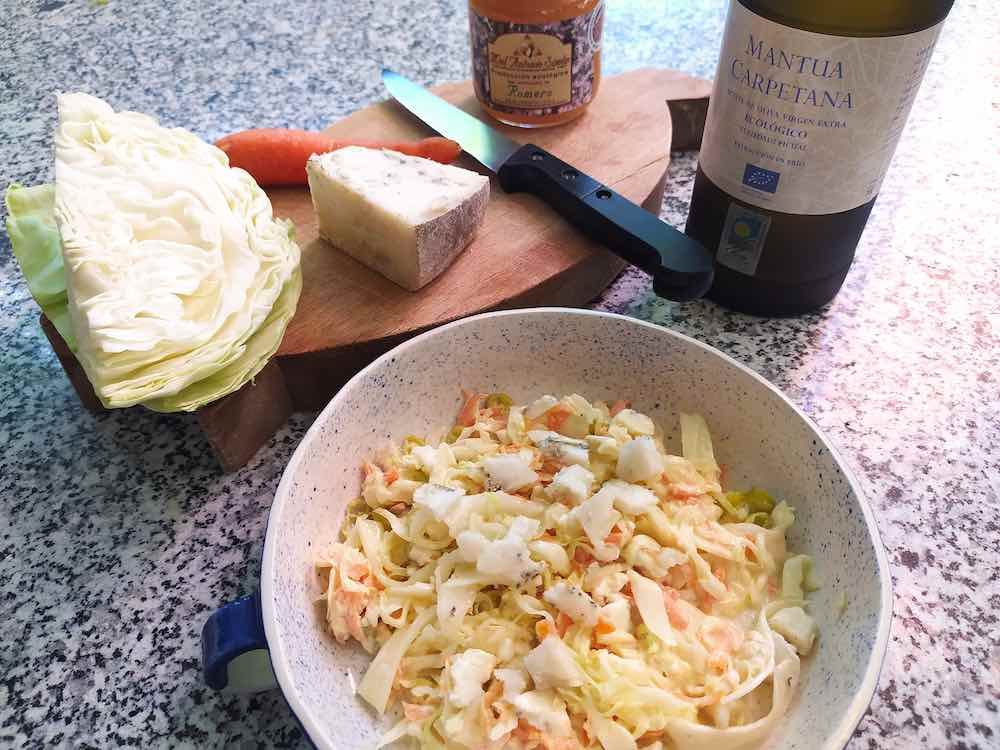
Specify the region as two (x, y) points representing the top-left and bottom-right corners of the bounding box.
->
(469, 0), (604, 128)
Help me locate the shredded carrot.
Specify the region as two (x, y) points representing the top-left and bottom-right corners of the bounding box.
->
(696, 585), (715, 613)
(402, 702), (434, 721)
(667, 483), (703, 500)
(545, 404), (574, 431)
(535, 620), (552, 640)
(639, 729), (667, 742)
(457, 389), (482, 427)
(701, 620), (744, 654)
(556, 612), (573, 637)
(609, 399), (631, 416)
(540, 459), (563, 475)
(595, 618), (616, 635)
(707, 651), (730, 675)
(384, 469), (399, 485)
(662, 587), (689, 630)
(512, 721), (535, 739)
(679, 562), (695, 588)
(573, 547), (594, 567)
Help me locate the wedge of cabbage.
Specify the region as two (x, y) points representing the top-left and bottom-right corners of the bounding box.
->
(4, 93), (301, 412)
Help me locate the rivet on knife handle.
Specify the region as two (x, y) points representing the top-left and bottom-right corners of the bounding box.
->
(496, 144), (714, 301)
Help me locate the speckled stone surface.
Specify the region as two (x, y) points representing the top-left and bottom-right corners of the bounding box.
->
(1, 1), (997, 748)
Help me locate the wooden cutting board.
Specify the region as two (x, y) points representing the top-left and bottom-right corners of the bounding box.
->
(268, 67), (710, 409)
(43, 67), (711, 470)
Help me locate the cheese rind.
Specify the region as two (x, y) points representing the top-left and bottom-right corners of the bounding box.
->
(306, 147), (489, 290)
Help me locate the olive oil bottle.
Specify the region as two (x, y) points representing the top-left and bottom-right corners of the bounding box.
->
(686, 0), (954, 315)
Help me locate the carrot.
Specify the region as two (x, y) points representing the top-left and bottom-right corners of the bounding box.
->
(535, 620), (552, 640)
(638, 729), (667, 743)
(594, 618), (615, 636)
(540, 459), (562, 476)
(545, 404), (574, 432)
(555, 612), (573, 637)
(609, 399), (630, 416)
(701, 620), (744, 655)
(696, 584), (715, 613)
(214, 128), (463, 186)
(402, 702), (434, 721)
(713, 566), (727, 587)
(662, 588), (689, 630)
(457, 390), (482, 427)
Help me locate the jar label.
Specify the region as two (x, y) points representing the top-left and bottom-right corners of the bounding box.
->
(471, 2), (604, 116)
(699, 1), (944, 215)
(488, 33), (573, 109)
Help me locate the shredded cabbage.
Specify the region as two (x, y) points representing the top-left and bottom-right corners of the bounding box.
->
(680, 412), (721, 485)
(315, 393), (820, 748)
(357, 607), (435, 714)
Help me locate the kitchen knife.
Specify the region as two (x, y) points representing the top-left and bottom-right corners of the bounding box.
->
(382, 69), (714, 301)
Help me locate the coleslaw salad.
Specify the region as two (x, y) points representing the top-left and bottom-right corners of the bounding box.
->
(315, 392), (820, 750)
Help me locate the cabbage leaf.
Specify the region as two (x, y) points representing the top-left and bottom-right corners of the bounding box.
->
(4, 93), (301, 412)
(5, 184), (74, 344)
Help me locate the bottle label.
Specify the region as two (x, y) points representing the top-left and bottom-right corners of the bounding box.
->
(717, 203), (772, 275)
(699, 1), (944, 215)
(470, 2), (604, 116)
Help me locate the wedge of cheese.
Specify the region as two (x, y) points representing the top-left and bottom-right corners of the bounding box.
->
(306, 146), (489, 291)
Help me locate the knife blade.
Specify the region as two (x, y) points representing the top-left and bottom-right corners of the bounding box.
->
(382, 69), (713, 302)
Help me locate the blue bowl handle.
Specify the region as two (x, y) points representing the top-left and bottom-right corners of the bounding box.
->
(201, 591), (277, 692)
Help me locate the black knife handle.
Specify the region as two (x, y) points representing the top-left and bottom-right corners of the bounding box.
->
(496, 144), (714, 301)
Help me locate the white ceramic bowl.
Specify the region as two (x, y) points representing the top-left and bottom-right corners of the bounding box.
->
(257, 308), (891, 749)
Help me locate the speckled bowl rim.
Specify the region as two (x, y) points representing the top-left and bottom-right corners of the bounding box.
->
(260, 307), (893, 750)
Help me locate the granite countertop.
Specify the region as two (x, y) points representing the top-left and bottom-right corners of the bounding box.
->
(2, 1), (997, 748)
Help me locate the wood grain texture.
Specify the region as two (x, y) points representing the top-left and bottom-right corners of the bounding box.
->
(197, 360), (293, 472)
(277, 163), (673, 412)
(39, 68), (711, 470)
(272, 68), (707, 361)
(665, 76), (713, 150)
(39, 313), (103, 414)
